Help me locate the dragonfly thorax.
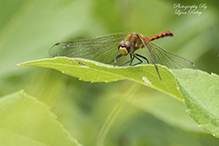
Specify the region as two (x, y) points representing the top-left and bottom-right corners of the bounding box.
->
(127, 33), (145, 49)
(118, 33), (146, 56)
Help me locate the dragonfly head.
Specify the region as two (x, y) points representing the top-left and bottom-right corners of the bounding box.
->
(118, 40), (132, 56)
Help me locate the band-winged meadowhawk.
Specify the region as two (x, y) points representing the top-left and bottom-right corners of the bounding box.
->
(49, 31), (196, 80)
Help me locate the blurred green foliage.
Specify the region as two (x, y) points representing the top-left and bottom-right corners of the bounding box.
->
(0, 91), (80, 146)
(0, 0), (219, 145)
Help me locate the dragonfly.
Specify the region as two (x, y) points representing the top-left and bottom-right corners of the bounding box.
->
(49, 31), (196, 80)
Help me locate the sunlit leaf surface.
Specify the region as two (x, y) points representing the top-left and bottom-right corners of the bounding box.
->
(0, 90), (81, 146)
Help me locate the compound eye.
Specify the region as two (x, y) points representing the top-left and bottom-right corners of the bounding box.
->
(118, 40), (125, 48)
(125, 41), (132, 49)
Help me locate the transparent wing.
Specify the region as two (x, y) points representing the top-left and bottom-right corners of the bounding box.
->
(49, 33), (129, 64)
(145, 41), (197, 78)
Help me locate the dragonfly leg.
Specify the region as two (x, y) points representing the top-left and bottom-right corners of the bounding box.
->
(106, 54), (123, 66)
(134, 53), (161, 80)
(135, 54), (149, 64)
(129, 54), (134, 65)
(132, 54), (143, 66)
(119, 54), (134, 66)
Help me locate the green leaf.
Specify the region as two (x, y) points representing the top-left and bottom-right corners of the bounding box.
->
(18, 57), (219, 138)
(0, 90), (81, 146)
(18, 57), (185, 101)
(178, 71), (219, 137)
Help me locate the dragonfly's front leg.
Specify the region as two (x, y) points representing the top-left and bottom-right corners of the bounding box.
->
(107, 54), (123, 66)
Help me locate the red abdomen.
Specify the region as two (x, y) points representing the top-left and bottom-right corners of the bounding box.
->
(145, 31), (174, 41)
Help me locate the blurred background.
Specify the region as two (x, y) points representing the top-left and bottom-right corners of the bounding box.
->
(0, 0), (219, 145)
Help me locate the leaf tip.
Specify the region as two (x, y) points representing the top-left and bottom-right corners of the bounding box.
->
(16, 63), (23, 66)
